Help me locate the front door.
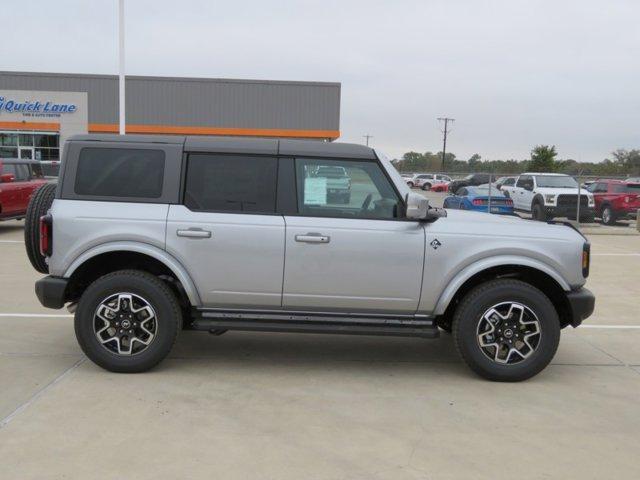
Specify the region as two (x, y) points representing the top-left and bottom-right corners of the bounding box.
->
(283, 157), (425, 314)
(165, 153), (285, 308)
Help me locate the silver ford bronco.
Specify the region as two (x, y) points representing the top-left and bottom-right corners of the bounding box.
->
(27, 134), (594, 381)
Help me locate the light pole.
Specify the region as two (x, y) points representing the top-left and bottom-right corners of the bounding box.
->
(363, 134), (373, 146)
(118, 0), (126, 135)
(437, 117), (454, 171)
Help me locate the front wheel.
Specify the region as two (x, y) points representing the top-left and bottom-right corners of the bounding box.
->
(74, 270), (182, 373)
(532, 203), (548, 221)
(452, 279), (560, 382)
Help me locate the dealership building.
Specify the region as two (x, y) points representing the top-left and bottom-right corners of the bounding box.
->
(0, 71), (341, 167)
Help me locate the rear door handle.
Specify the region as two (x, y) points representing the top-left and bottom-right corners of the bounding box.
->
(177, 228), (212, 239)
(295, 233), (330, 244)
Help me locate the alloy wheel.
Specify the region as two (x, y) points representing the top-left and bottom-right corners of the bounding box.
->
(476, 301), (541, 364)
(93, 292), (158, 356)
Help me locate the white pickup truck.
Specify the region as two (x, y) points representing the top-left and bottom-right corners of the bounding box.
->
(502, 173), (595, 222)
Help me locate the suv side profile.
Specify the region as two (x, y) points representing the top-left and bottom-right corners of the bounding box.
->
(586, 179), (640, 225)
(30, 135), (595, 381)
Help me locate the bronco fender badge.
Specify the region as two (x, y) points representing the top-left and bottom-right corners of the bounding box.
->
(430, 239), (442, 250)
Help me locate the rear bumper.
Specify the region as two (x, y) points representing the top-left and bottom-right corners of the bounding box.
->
(35, 276), (68, 309)
(566, 287), (595, 327)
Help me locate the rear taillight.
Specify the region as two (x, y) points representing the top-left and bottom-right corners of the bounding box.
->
(582, 243), (590, 278)
(505, 199), (513, 206)
(39, 214), (52, 257)
(472, 199), (487, 206)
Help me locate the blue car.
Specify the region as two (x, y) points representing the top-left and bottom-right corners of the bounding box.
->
(443, 186), (515, 215)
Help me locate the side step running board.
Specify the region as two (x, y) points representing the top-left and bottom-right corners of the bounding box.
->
(190, 310), (439, 338)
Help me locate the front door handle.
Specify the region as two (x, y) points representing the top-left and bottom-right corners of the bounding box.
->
(177, 228), (212, 239)
(295, 233), (330, 244)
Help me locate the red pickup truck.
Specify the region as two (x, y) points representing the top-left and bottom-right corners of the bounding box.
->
(0, 159), (49, 221)
(586, 179), (640, 225)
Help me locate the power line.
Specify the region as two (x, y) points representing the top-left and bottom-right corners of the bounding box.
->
(363, 134), (373, 146)
(437, 117), (454, 171)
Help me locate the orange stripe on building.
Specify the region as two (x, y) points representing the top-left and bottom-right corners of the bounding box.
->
(89, 123), (340, 139)
(0, 121), (60, 131)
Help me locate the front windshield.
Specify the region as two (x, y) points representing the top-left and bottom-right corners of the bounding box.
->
(375, 149), (411, 198)
(535, 175), (578, 188)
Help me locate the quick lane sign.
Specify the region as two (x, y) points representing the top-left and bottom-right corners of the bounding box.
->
(0, 96), (77, 117)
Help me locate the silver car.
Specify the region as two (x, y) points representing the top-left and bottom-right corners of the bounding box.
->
(28, 135), (594, 381)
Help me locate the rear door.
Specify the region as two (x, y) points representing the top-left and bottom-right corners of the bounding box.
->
(282, 157), (425, 313)
(1, 164), (30, 215)
(166, 153), (285, 308)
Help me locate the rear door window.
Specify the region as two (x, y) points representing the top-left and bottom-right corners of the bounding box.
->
(184, 154), (278, 213)
(75, 148), (165, 198)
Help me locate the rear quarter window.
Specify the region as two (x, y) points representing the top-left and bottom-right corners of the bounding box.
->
(74, 148), (165, 198)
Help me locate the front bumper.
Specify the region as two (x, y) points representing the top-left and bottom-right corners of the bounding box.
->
(35, 276), (68, 309)
(566, 287), (595, 327)
(545, 205), (595, 218)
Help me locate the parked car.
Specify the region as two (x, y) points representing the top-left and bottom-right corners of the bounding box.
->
(495, 176), (516, 191)
(501, 173), (595, 222)
(443, 186), (514, 215)
(0, 159), (48, 221)
(28, 134), (594, 381)
(586, 179), (640, 225)
(431, 181), (450, 192)
(448, 173), (492, 194)
(313, 165), (351, 204)
(414, 174), (452, 191)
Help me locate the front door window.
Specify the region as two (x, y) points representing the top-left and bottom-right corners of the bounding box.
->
(295, 158), (401, 219)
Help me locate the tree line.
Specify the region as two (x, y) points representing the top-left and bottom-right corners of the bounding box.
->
(393, 146), (640, 177)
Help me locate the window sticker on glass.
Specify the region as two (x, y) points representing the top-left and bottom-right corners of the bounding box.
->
(304, 176), (328, 205)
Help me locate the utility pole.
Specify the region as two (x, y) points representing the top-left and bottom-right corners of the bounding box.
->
(437, 117), (454, 171)
(118, 0), (126, 135)
(363, 134), (373, 146)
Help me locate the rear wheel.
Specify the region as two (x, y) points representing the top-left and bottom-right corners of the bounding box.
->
(601, 206), (616, 225)
(24, 183), (56, 274)
(422, 183), (432, 191)
(74, 270), (182, 373)
(407, 182), (414, 188)
(452, 279), (560, 382)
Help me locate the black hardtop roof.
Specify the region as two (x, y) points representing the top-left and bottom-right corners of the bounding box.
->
(68, 134), (376, 160)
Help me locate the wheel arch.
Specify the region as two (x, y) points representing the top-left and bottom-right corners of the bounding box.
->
(64, 242), (201, 307)
(434, 258), (573, 328)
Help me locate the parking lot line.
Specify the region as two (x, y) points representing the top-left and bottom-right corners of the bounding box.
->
(592, 253), (640, 256)
(0, 240), (23, 244)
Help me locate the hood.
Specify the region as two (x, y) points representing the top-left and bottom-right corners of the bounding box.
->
(436, 209), (584, 241)
(535, 187), (592, 196)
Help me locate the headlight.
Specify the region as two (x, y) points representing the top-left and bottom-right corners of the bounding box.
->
(588, 195), (594, 206)
(544, 194), (556, 204)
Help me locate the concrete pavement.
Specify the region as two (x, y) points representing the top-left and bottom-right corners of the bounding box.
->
(1, 219), (639, 480)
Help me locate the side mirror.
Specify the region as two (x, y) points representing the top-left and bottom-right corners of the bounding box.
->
(405, 193), (429, 220)
(0, 173), (15, 183)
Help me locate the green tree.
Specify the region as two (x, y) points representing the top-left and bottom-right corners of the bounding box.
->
(528, 145), (558, 172)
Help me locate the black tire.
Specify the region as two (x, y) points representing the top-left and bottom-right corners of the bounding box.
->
(422, 183), (432, 191)
(600, 205), (616, 225)
(24, 183), (57, 274)
(532, 203), (547, 221)
(74, 270), (182, 373)
(452, 279), (560, 382)
(407, 182), (414, 188)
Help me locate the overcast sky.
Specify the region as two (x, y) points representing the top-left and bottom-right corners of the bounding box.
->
(2, 0), (639, 161)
